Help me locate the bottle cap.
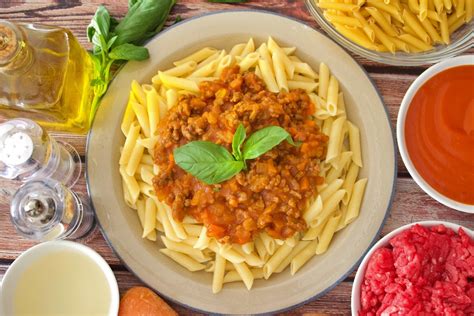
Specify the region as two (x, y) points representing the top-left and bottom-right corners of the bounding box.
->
(0, 21), (19, 66)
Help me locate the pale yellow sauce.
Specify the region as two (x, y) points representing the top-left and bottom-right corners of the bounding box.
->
(13, 249), (111, 316)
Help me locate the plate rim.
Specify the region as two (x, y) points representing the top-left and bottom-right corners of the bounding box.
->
(85, 9), (398, 315)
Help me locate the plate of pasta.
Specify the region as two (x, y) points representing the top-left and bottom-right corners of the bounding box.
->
(87, 10), (396, 314)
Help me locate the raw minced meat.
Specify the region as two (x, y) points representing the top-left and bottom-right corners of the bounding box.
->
(360, 224), (474, 315)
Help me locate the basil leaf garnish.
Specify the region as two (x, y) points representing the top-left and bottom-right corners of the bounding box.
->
(232, 123), (246, 160)
(174, 141), (245, 185)
(173, 124), (299, 185)
(243, 126), (299, 160)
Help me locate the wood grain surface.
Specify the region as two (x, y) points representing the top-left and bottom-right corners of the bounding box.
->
(0, 1), (473, 315)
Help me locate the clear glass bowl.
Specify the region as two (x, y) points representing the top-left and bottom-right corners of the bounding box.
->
(305, 0), (474, 66)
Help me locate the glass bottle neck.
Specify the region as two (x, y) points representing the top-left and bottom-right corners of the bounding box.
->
(0, 21), (33, 74)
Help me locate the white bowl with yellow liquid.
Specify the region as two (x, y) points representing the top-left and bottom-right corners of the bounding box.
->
(0, 241), (119, 316)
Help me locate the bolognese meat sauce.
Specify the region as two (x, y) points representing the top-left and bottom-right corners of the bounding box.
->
(153, 65), (328, 244)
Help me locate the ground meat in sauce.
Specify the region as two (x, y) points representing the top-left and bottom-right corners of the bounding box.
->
(153, 65), (328, 244)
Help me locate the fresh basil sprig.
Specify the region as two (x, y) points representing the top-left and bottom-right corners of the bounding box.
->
(174, 124), (299, 185)
(86, 0), (176, 123)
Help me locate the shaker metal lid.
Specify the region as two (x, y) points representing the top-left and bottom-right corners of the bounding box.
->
(0, 21), (19, 65)
(0, 128), (34, 166)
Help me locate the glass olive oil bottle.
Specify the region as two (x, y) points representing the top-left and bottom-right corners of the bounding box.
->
(0, 20), (93, 134)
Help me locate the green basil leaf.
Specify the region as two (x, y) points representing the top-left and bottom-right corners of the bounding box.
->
(87, 5), (111, 43)
(174, 141), (244, 185)
(243, 126), (298, 160)
(109, 43), (150, 61)
(232, 123), (246, 160)
(113, 0), (176, 47)
(109, 16), (120, 32)
(106, 35), (118, 50)
(129, 0), (140, 8)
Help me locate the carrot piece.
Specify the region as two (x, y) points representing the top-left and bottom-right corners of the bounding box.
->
(118, 287), (177, 316)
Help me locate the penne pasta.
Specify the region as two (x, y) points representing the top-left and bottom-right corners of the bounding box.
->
(316, 211), (342, 255)
(160, 248), (206, 272)
(263, 244), (294, 279)
(174, 47), (218, 66)
(318, 62), (330, 100)
(212, 254), (226, 294)
(344, 178), (368, 226)
(290, 239), (318, 275)
(275, 241), (311, 273)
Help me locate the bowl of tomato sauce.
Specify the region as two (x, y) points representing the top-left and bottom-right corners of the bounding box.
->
(397, 55), (474, 213)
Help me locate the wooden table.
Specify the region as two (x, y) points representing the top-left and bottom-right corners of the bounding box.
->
(1, 1), (473, 315)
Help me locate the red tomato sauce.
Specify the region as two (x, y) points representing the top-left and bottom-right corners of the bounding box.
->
(405, 65), (474, 205)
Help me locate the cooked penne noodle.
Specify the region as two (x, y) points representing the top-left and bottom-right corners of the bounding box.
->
(160, 248), (206, 272)
(258, 58), (279, 93)
(312, 190), (346, 227)
(119, 122), (140, 165)
(121, 95), (136, 136)
(303, 195), (324, 226)
(125, 141), (144, 177)
(254, 236), (269, 261)
(316, 211), (342, 255)
(143, 85), (160, 136)
(212, 254), (226, 294)
(161, 236), (209, 262)
(215, 55), (234, 77)
(320, 179), (344, 202)
(233, 262), (254, 290)
(267, 37), (295, 78)
(293, 62), (318, 79)
(290, 239), (318, 275)
(131, 80), (146, 105)
(194, 226), (210, 250)
(347, 121), (363, 167)
(219, 244), (245, 264)
(344, 178), (368, 226)
(152, 61), (197, 85)
(142, 197), (157, 237)
(223, 268), (264, 284)
(183, 224), (202, 237)
(318, 62), (330, 100)
(162, 203), (187, 240)
(238, 52), (260, 72)
(174, 47), (217, 66)
(241, 242), (254, 255)
(326, 116), (346, 163)
(342, 163), (361, 204)
(287, 80), (318, 92)
(131, 101), (150, 137)
(302, 219), (328, 240)
(156, 201), (180, 242)
(263, 244), (294, 279)
(326, 75), (339, 114)
(229, 43), (246, 56)
(272, 51), (289, 92)
(158, 71), (200, 93)
(274, 241), (311, 273)
(331, 151), (353, 171)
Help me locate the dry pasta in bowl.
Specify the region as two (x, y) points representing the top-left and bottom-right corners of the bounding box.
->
(118, 37), (368, 294)
(313, 0), (473, 53)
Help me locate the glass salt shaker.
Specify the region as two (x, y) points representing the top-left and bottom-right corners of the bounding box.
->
(10, 178), (95, 241)
(0, 118), (81, 187)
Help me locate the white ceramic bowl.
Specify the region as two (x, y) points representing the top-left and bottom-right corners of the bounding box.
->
(351, 220), (474, 315)
(87, 10), (397, 314)
(397, 55), (474, 214)
(0, 241), (119, 316)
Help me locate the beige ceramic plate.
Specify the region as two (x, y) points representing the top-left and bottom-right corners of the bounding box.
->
(87, 11), (396, 314)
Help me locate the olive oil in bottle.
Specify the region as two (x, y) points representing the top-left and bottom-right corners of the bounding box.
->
(0, 20), (93, 134)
